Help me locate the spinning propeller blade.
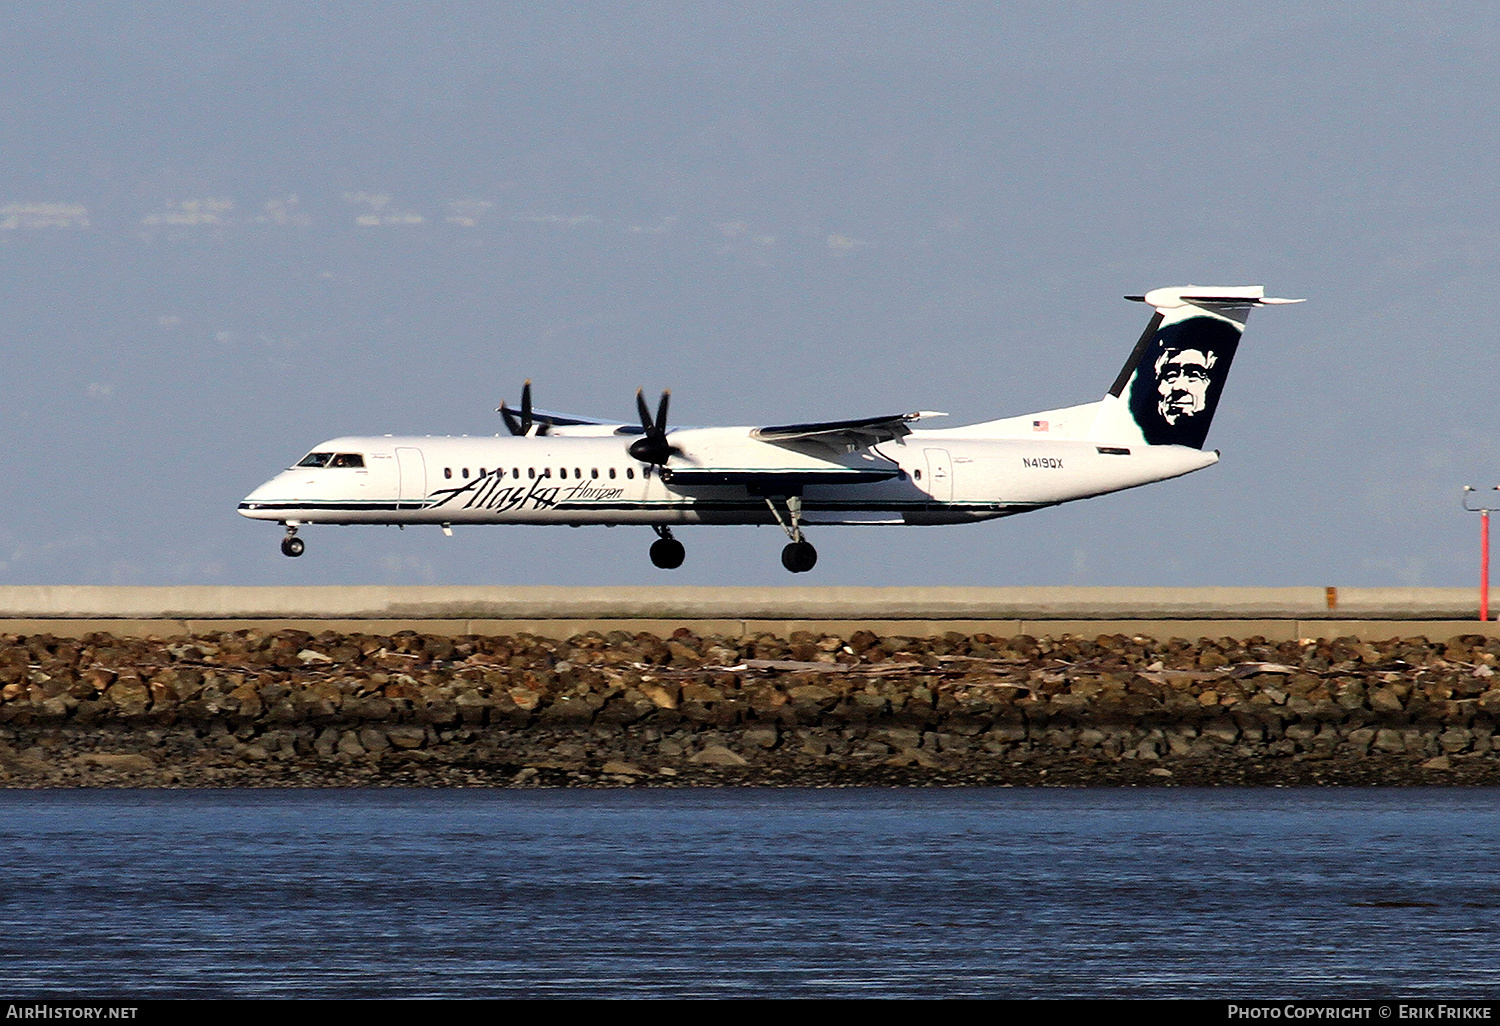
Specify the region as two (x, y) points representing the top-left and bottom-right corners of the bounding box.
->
(628, 388), (679, 465)
(498, 380), (547, 436)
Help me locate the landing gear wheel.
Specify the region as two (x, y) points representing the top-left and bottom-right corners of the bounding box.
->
(780, 541), (817, 573)
(280, 536), (305, 558)
(649, 538), (685, 569)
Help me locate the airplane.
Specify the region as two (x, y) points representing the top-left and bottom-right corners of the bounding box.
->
(239, 285), (1300, 573)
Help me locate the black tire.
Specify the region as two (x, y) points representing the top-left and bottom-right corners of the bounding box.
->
(649, 538), (685, 569)
(780, 541), (817, 573)
(281, 536), (305, 558)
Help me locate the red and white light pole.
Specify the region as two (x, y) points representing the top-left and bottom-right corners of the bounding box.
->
(1463, 486), (1500, 621)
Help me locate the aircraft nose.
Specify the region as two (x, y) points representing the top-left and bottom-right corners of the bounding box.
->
(238, 477), (282, 517)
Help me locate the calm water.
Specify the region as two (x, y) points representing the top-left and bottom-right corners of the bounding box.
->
(0, 787), (1495, 998)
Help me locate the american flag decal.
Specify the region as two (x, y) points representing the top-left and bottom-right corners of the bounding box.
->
(1033, 420), (1048, 432)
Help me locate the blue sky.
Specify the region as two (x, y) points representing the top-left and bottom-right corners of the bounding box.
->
(2, 2), (1497, 587)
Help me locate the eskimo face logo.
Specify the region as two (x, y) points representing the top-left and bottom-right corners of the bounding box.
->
(1124, 315), (1243, 449)
(1155, 347), (1217, 426)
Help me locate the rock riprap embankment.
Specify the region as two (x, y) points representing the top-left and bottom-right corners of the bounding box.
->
(1, 628), (1498, 786)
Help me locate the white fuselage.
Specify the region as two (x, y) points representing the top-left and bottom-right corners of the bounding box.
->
(239, 425), (1218, 529)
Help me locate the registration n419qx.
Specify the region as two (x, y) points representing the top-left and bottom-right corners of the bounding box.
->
(240, 285), (1299, 573)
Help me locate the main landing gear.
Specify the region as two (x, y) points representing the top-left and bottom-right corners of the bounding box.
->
(781, 540), (816, 573)
(280, 525), (305, 558)
(649, 525), (685, 569)
(766, 495), (817, 574)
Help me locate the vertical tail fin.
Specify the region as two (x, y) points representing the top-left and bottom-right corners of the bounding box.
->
(1090, 285), (1301, 449)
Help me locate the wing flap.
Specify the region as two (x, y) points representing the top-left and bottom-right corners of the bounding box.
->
(664, 467), (900, 488)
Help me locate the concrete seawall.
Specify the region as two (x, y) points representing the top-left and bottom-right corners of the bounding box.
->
(0, 585), (1494, 642)
(0, 585), (1492, 640)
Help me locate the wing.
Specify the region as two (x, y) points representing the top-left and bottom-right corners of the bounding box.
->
(526, 409), (636, 437)
(750, 411), (944, 453)
(661, 412), (947, 487)
(528, 407), (611, 428)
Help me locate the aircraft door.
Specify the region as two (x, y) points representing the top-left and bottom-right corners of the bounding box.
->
(923, 448), (952, 502)
(396, 447), (427, 505)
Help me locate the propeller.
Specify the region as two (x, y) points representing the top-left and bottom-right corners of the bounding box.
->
(498, 380), (548, 436)
(627, 388), (681, 466)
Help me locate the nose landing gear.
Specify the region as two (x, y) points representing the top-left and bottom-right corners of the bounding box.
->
(280, 525), (305, 558)
(648, 525), (685, 569)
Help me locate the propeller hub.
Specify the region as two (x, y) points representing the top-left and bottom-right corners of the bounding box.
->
(628, 436), (673, 465)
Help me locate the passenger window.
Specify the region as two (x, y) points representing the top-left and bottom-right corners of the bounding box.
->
(591, 468), (599, 479)
(574, 468), (581, 479)
(462, 468), (469, 479)
(915, 469), (922, 480)
(609, 468), (616, 479)
(297, 452), (333, 468)
(479, 468), (486, 476)
(627, 468), (635, 479)
(512, 468), (519, 478)
(643, 465), (652, 479)
(444, 468), (452, 480)
(528, 468), (535, 479)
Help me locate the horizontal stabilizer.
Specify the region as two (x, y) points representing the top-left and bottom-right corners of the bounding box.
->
(1125, 286), (1304, 309)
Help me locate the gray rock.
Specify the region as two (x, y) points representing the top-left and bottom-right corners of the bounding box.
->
(1373, 728), (1406, 753)
(384, 725), (427, 749)
(1402, 728), (1435, 755)
(358, 727), (392, 753)
(601, 760), (646, 775)
(1284, 724), (1317, 745)
(313, 727), (339, 757)
(689, 744), (748, 766)
(742, 726), (779, 749)
(873, 727), (922, 749)
(1076, 728), (1107, 749)
(1166, 733), (1196, 757)
(80, 752), (155, 772)
(887, 747), (939, 768)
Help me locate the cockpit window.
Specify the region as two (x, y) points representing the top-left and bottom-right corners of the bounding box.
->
(297, 452), (364, 468)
